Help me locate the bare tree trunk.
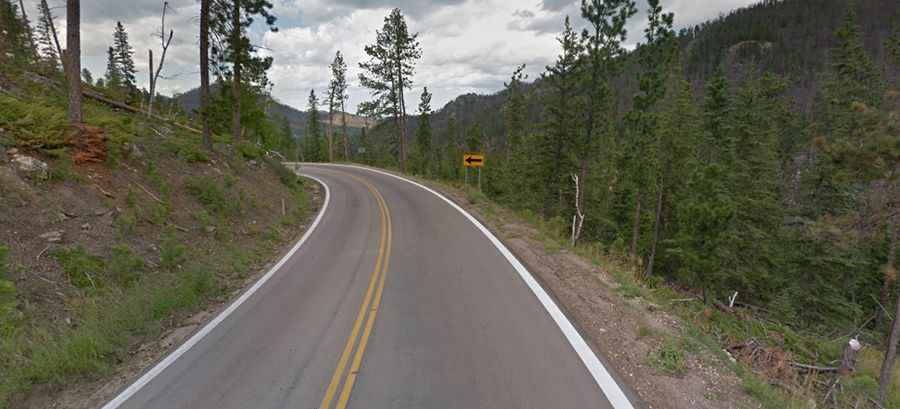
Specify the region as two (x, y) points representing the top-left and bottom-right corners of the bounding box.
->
(631, 188), (642, 258)
(397, 65), (407, 173)
(199, 0), (211, 149)
(328, 99), (335, 162)
(877, 208), (898, 327)
(342, 101), (349, 160)
(644, 179), (664, 277)
(230, 0), (241, 141)
(148, 2), (173, 117)
(879, 290), (900, 405)
(65, 0), (82, 124)
(879, 212), (899, 405)
(41, 0), (65, 73)
(571, 159), (588, 245)
(148, 49), (154, 113)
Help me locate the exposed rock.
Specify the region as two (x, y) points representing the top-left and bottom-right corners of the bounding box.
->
(39, 230), (63, 243)
(11, 153), (49, 180)
(248, 160), (259, 168)
(81, 223), (92, 231)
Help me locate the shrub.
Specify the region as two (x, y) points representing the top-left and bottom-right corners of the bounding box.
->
(52, 247), (104, 289)
(0, 95), (66, 149)
(159, 234), (186, 271)
(236, 140), (262, 160)
(185, 177), (236, 216)
(263, 156), (302, 190)
(107, 245), (144, 287)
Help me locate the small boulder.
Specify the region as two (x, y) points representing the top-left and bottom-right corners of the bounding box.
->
(11, 154), (49, 180)
(39, 230), (63, 243)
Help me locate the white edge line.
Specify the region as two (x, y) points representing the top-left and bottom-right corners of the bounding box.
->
(101, 172), (331, 409)
(311, 163), (635, 409)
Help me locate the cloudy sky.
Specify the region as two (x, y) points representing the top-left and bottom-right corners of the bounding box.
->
(30, 0), (756, 112)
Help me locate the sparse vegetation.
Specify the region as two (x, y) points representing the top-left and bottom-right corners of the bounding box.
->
(52, 246), (105, 289)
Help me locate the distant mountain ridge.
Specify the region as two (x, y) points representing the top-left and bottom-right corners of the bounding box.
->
(174, 86), (369, 138)
(409, 0), (898, 144)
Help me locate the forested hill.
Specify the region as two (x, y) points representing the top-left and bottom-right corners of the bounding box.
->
(417, 0), (899, 140)
(175, 86), (368, 137)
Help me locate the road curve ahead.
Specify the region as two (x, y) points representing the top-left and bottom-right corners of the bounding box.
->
(102, 164), (636, 409)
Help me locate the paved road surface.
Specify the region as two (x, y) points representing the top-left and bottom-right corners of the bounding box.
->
(103, 164), (635, 409)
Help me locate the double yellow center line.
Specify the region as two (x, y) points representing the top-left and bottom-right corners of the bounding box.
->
(319, 172), (392, 409)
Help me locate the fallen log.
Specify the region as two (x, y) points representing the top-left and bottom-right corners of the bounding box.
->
(82, 89), (201, 135)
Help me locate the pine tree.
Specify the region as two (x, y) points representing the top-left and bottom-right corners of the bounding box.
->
(112, 21), (137, 95)
(498, 65), (531, 205)
(210, 0), (278, 142)
(328, 51), (349, 160)
(669, 67), (732, 302)
(503, 65), (528, 159)
(104, 46), (122, 91)
(0, 0), (32, 66)
(729, 73), (786, 298)
(304, 90), (323, 162)
(359, 8), (422, 173)
(35, 0), (62, 70)
(443, 112), (461, 180)
(414, 87), (433, 176)
(630, 0), (675, 276)
(701, 67), (733, 166)
(576, 0), (637, 244)
(541, 16), (582, 217)
(821, 2), (884, 139)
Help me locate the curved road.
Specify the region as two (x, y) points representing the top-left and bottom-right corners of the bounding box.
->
(103, 164), (635, 409)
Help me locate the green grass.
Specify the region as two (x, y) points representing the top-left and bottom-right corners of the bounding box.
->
(0, 246), (17, 337)
(18, 267), (217, 388)
(647, 338), (687, 377)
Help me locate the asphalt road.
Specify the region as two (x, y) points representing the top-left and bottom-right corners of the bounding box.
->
(103, 164), (634, 409)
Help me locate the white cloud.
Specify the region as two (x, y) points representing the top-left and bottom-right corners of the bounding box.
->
(37, 0), (757, 112)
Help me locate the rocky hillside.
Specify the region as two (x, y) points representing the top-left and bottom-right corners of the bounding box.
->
(0, 71), (319, 408)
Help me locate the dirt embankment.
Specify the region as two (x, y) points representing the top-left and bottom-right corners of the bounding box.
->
(0, 81), (321, 408)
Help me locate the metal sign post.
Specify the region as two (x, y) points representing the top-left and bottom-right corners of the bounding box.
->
(463, 153), (484, 190)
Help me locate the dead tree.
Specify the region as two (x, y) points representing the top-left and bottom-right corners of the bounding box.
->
(147, 1), (174, 116)
(571, 173), (585, 246)
(65, 0), (82, 124)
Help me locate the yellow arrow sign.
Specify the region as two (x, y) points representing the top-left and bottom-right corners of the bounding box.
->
(463, 153), (485, 168)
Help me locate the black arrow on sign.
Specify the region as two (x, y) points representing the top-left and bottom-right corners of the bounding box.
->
(465, 156), (483, 165)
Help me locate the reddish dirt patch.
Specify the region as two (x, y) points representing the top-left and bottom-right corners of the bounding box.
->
(66, 124), (107, 164)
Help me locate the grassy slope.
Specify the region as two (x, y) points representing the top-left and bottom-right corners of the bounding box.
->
(414, 175), (900, 409)
(0, 72), (316, 408)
